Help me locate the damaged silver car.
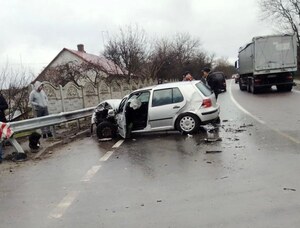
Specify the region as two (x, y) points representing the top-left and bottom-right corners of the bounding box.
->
(92, 81), (220, 139)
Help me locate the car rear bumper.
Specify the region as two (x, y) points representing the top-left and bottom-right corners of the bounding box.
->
(196, 106), (220, 123)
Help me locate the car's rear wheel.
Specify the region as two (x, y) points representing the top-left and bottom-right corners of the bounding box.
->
(96, 121), (117, 139)
(176, 113), (200, 134)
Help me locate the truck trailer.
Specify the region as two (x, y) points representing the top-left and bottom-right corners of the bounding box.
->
(236, 34), (297, 93)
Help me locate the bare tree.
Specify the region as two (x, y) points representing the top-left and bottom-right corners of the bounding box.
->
(0, 64), (33, 120)
(172, 33), (202, 65)
(259, 0), (300, 44)
(213, 57), (236, 78)
(144, 33), (213, 81)
(41, 61), (85, 86)
(142, 39), (173, 80)
(103, 25), (148, 83)
(166, 33), (211, 80)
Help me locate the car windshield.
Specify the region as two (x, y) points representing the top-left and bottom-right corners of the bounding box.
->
(195, 82), (213, 97)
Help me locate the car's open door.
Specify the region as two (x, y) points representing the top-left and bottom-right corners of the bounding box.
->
(116, 96), (128, 138)
(116, 113), (126, 138)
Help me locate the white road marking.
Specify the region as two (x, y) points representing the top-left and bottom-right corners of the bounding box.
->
(228, 82), (266, 125)
(81, 165), (101, 182)
(48, 191), (79, 219)
(112, 139), (124, 148)
(99, 151), (114, 161)
(229, 81), (300, 144)
(49, 138), (125, 219)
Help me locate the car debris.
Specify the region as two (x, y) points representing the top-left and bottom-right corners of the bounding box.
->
(283, 188), (296, 192)
(204, 137), (222, 143)
(98, 138), (113, 142)
(206, 150), (222, 154)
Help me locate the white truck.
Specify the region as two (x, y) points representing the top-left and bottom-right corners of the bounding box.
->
(236, 34), (297, 93)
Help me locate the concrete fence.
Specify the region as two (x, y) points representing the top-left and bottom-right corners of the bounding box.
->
(35, 78), (163, 114)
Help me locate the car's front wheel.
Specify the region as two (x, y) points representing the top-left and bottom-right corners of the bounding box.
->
(96, 121), (117, 139)
(176, 113), (200, 134)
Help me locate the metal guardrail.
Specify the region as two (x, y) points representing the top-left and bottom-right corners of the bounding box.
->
(9, 107), (95, 154)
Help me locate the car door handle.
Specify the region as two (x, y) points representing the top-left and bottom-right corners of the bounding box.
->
(173, 106), (181, 109)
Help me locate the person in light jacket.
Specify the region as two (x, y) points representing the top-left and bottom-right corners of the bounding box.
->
(29, 81), (53, 138)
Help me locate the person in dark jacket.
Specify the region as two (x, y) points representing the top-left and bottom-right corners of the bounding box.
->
(0, 93), (8, 163)
(201, 67), (210, 84)
(202, 67), (220, 100)
(0, 93), (8, 123)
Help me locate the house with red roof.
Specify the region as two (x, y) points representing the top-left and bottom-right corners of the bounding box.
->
(35, 44), (126, 86)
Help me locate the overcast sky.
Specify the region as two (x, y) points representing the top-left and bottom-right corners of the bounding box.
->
(1, 0), (274, 75)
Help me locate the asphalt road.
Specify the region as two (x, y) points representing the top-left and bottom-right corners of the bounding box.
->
(1, 80), (300, 228)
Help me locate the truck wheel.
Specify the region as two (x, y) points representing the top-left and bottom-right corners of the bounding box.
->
(239, 80), (247, 91)
(176, 113), (200, 134)
(247, 82), (251, 93)
(96, 121), (117, 139)
(249, 79), (258, 94)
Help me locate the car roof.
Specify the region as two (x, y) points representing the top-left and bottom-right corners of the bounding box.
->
(131, 81), (200, 93)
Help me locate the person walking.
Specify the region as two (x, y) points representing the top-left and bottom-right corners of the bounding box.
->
(0, 93), (8, 163)
(29, 81), (53, 138)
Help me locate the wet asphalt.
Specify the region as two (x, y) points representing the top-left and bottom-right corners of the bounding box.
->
(1, 80), (300, 228)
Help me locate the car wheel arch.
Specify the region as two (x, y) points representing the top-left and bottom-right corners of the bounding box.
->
(96, 121), (117, 139)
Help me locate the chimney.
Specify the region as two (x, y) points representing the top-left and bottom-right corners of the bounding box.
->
(77, 44), (86, 53)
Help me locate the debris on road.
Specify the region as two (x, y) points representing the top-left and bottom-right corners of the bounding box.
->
(240, 124), (254, 128)
(283, 188), (296, 192)
(204, 137), (222, 143)
(99, 138), (112, 142)
(206, 150), (222, 154)
(5, 152), (28, 162)
(220, 176), (229, 179)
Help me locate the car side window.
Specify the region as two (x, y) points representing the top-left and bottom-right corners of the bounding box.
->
(195, 82), (213, 96)
(152, 88), (183, 107)
(173, 88), (183, 103)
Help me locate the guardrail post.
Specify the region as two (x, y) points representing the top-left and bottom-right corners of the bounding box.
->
(8, 137), (25, 154)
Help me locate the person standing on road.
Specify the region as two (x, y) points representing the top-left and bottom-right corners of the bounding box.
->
(0, 93), (8, 163)
(29, 81), (53, 139)
(202, 67), (220, 100)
